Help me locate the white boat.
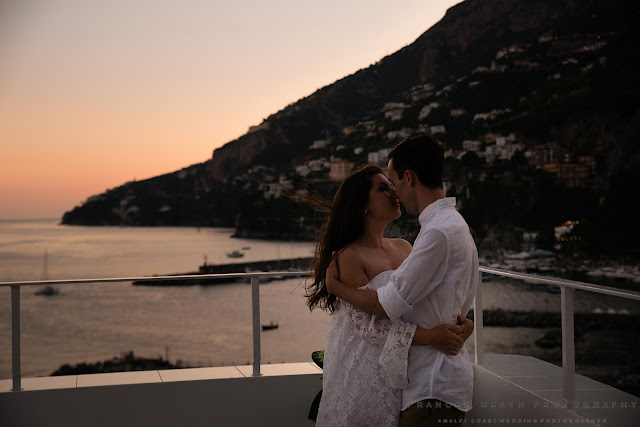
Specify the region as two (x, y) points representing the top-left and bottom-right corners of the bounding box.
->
(226, 250), (244, 258)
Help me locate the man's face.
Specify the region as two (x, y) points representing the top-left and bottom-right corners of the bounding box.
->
(388, 159), (420, 214)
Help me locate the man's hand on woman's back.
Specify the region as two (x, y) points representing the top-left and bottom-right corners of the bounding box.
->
(425, 316), (474, 356)
(457, 315), (474, 343)
(427, 324), (464, 355)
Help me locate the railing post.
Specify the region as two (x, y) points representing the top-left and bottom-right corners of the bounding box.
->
(11, 285), (22, 392)
(473, 274), (484, 365)
(251, 276), (261, 377)
(561, 286), (576, 409)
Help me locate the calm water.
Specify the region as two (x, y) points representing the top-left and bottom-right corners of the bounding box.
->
(0, 219), (325, 378)
(1, 219), (638, 379)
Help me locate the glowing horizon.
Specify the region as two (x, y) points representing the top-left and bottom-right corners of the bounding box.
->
(0, 0), (461, 219)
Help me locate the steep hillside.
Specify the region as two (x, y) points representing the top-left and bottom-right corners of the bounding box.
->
(206, 0), (600, 181)
(61, 0), (640, 255)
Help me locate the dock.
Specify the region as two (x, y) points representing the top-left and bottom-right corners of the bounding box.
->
(132, 257), (313, 286)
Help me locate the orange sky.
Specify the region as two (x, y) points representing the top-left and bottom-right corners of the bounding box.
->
(0, 0), (461, 219)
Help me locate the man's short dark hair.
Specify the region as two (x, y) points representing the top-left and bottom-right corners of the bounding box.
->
(387, 133), (444, 189)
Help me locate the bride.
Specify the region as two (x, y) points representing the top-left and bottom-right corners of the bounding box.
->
(304, 164), (473, 426)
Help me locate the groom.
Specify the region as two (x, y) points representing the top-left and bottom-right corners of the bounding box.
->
(326, 133), (479, 426)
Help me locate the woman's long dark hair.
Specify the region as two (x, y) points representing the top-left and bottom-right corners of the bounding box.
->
(304, 164), (384, 313)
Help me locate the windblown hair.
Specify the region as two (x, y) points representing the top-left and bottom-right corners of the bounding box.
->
(304, 164), (384, 313)
(388, 133), (444, 189)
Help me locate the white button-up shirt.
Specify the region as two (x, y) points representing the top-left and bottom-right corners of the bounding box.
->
(377, 197), (479, 412)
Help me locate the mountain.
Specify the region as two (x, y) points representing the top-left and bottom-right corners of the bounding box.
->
(62, 0), (640, 255)
(207, 0), (592, 180)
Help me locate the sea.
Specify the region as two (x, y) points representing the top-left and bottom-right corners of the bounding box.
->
(1, 219), (638, 380)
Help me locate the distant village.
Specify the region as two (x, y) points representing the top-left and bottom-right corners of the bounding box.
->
(197, 31), (615, 261)
(232, 33), (608, 202)
(74, 28), (625, 263)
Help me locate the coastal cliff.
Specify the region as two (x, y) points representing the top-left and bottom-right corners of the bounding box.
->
(206, 0), (591, 182)
(61, 0), (640, 256)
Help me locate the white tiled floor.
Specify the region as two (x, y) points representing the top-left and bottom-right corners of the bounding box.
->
(481, 354), (560, 376)
(504, 373), (613, 392)
(76, 370), (162, 388)
(158, 366), (244, 382)
(0, 375), (77, 392)
(479, 354), (639, 426)
(235, 362), (322, 377)
(0, 363), (323, 393)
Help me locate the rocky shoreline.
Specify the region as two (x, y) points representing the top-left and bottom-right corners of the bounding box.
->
(51, 351), (189, 376)
(470, 309), (639, 330)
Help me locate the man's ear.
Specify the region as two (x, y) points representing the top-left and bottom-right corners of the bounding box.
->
(405, 170), (417, 187)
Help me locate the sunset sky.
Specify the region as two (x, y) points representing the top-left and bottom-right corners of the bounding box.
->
(0, 0), (461, 219)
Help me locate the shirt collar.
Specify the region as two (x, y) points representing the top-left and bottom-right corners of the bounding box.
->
(418, 197), (456, 226)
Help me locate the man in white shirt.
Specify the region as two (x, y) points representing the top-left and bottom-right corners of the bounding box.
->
(326, 134), (479, 426)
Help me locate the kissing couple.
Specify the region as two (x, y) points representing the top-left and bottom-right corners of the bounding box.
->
(307, 134), (479, 426)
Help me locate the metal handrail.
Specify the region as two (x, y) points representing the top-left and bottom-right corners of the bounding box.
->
(0, 271), (311, 288)
(479, 266), (640, 300)
(476, 266), (640, 409)
(4, 267), (638, 298)
(3, 267), (640, 407)
(2, 270), (312, 392)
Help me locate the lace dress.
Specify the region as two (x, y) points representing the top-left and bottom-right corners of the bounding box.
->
(316, 270), (417, 427)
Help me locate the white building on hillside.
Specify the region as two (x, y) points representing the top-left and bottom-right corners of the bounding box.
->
(263, 176), (293, 199)
(329, 160), (354, 181)
(307, 159), (326, 172)
(309, 139), (330, 150)
(368, 148), (392, 164)
(419, 105), (432, 120)
(383, 102), (408, 121)
(463, 140), (482, 152)
(386, 128), (412, 141)
(295, 165), (310, 176)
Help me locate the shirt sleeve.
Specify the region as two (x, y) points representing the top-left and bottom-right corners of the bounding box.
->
(377, 228), (448, 321)
(461, 253), (480, 317)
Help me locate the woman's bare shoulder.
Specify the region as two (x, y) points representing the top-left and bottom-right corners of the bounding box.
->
(336, 245), (369, 288)
(388, 238), (412, 255)
(337, 245), (360, 262)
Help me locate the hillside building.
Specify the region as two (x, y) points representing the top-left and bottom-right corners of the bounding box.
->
(368, 148), (392, 164)
(543, 163), (590, 188)
(463, 140), (482, 152)
(329, 160), (354, 181)
(263, 176), (293, 199)
(382, 102), (409, 121)
(309, 139), (330, 150)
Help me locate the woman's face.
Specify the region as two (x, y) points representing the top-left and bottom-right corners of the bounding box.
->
(365, 173), (401, 221)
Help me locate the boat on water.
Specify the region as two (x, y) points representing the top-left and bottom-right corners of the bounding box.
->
(34, 250), (59, 296)
(226, 250), (244, 258)
(241, 246), (251, 250)
(35, 285), (59, 296)
(261, 322), (278, 331)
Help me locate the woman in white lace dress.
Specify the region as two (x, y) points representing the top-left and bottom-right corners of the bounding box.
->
(304, 164), (473, 426)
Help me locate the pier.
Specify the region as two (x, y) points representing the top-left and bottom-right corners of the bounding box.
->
(132, 257), (313, 286)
